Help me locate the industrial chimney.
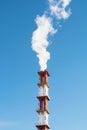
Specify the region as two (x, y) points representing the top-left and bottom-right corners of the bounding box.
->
(36, 70), (50, 130)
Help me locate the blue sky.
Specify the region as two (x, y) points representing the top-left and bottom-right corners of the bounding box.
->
(0, 0), (87, 130)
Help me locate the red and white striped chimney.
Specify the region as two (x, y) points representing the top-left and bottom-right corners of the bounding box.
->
(36, 70), (50, 130)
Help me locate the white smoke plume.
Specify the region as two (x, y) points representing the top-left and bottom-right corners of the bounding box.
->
(32, 0), (71, 70)
(32, 15), (56, 70)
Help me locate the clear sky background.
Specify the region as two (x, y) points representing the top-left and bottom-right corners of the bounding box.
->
(0, 0), (87, 130)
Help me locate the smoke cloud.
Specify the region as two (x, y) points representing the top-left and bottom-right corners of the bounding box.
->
(49, 0), (71, 19)
(32, 0), (71, 70)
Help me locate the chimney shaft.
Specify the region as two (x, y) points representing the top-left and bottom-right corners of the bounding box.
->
(36, 70), (50, 130)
